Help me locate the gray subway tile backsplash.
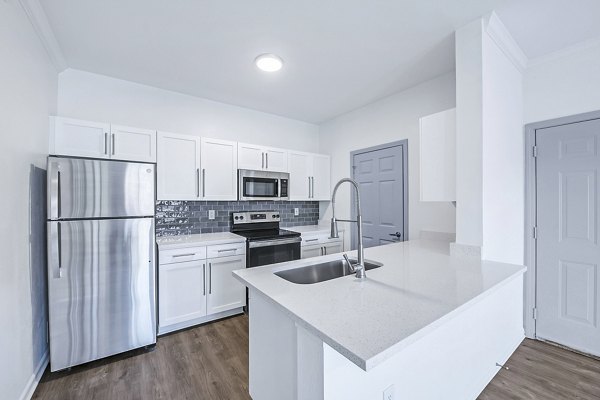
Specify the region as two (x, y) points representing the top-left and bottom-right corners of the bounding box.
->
(156, 200), (320, 236)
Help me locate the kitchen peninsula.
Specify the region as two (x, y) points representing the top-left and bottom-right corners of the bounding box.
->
(233, 239), (525, 400)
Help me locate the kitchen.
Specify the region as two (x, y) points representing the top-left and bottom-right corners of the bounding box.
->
(2, 0), (600, 399)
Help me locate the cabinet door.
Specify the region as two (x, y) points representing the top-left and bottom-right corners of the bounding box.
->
(301, 244), (323, 259)
(110, 125), (157, 162)
(207, 255), (246, 315)
(157, 132), (201, 200)
(201, 138), (238, 200)
(264, 147), (288, 172)
(311, 154), (331, 200)
(50, 117), (111, 159)
(238, 143), (264, 170)
(323, 242), (343, 256)
(288, 152), (311, 200)
(158, 260), (207, 328)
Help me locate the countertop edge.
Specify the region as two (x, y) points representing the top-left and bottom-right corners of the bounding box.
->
(233, 265), (526, 372)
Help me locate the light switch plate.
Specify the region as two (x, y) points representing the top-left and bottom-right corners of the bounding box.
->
(208, 210), (215, 220)
(294, 208), (299, 216)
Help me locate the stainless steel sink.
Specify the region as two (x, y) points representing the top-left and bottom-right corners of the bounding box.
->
(275, 258), (383, 284)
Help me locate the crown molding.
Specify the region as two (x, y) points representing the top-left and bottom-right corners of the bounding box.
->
(18, 0), (67, 72)
(528, 35), (600, 68)
(484, 11), (528, 73)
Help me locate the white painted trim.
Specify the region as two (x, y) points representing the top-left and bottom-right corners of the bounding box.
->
(17, 0), (67, 72)
(484, 12), (528, 73)
(19, 350), (49, 400)
(528, 35), (600, 68)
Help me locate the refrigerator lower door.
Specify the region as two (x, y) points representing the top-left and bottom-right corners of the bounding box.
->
(48, 218), (156, 371)
(47, 157), (155, 220)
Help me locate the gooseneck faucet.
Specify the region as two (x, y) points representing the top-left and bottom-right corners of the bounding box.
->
(330, 178), (366, 279)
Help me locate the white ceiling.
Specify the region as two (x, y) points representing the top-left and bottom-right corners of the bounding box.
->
(40, 0), (600, 123)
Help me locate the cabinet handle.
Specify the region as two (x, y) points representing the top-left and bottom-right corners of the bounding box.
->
(209, 262), (212, 294)
(266, 153), (269, 169)
(172, 253), (195, 258)
(324, 246), (327, 255)
(104, 132), (108, 155)
(262, 152), (265, 169)
(217, 248), (237, 253)
(305, 238), (319, 243)
(196, 168), (200, 197)
(111, 133), (116, 155)
(308, 176), (311, 198)
(311, 177), (315, 199)
(203, 263), (206, 295)
(202, 168), (206, 197)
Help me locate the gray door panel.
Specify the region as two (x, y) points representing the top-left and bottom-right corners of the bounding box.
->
(352, 145), (405, 248)
(536, 118), (600, 356)
(48, 218), (156, 371)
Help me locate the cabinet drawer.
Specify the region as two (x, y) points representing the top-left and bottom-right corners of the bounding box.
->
(159, 247), (207, 264)
(206, 242), (246, 258)
(301, 235), (324, 246)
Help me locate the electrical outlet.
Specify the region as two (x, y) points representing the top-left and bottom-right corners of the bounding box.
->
(208, 210), (215, 220)
(294, 208), (299, 216)
(383, 385), (394, 400)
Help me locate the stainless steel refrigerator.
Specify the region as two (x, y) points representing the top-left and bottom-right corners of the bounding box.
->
(47, 156), (157, 371)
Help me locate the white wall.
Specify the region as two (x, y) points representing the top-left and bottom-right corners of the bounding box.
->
(58, 69), (319, 152)
(481, 22), (524, 265)
(455, 19), (484, 248)
(524, 39), (600, 124)
(318, 73), (457, 246)
(0, 1), (58, 399)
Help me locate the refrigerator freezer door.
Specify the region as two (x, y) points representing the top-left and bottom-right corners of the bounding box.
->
(48, 157), (155, 220)
(47, 218), (156, 371)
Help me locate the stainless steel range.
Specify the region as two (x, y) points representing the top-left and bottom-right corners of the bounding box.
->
(231, 211), (301, 268)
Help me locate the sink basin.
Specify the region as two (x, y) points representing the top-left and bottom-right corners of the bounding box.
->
(275, 258), (383, 284)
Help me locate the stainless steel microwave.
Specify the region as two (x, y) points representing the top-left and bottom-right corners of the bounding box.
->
(238, 169), (289, 201)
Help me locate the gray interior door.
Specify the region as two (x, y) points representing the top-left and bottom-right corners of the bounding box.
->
(352, 144), (405, 248)
(536, 118), (600, 356)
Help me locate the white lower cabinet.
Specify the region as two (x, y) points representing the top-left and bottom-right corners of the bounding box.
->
(207, 255), (246, 314)
(159, 260), (207, 327)
(158, 243), (246, 335)
(300, 232), (344, 259)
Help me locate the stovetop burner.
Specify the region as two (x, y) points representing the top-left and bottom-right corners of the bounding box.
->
(230, 211), (301, 242)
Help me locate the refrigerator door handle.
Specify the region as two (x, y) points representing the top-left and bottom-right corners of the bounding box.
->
(48, 161), (61, 220)
(49, 222), (62, 279)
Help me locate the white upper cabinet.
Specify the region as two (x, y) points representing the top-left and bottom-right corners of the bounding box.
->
(288, 151), (331, 201)
(110, 125), (157, 162)
(50, 117), (111, 159)
(419, 108), (456, 202)
(201, 137), (238, 200)
(311, 154), (331, 200)
(157, 131), (201, 200)
(50, 117), (156, 162)
(238, 142), (288, 172)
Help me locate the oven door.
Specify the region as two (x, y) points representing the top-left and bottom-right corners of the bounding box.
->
(247, 237), (301, 268)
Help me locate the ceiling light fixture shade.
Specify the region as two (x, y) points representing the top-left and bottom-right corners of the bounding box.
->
(255, 53), (283, 72)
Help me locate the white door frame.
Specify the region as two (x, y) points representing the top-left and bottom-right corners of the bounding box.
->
(524, 110), (600, 339)
(349, 140), (409, 250)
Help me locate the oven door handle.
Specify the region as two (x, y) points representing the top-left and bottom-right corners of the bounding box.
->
(248, 237), (302, 248)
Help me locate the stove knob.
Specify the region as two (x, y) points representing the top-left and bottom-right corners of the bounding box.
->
(239, 215), (244, 220)
(234, 216), (239, 220)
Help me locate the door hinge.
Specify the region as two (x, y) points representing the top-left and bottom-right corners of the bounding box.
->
(533, 226), (538, 239)
(532, 145), (538, 158)
(532, 307), (538, 320)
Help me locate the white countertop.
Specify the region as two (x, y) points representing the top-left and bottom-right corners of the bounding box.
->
(156, 232), (245, 249)
(233, 239), (525, 371)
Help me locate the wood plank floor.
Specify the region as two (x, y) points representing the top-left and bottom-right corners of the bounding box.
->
(34, 315), (600, 399)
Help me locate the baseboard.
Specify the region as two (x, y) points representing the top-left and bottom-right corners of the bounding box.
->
(19, 350), (49, 400)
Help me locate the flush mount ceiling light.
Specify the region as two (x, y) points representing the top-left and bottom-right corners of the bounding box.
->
(255, 53), (283, 72)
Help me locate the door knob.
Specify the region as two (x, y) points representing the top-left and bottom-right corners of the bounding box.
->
(389, 232), (402, 239)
